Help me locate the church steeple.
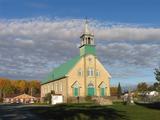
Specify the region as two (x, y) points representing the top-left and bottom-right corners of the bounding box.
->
(84, 19), (90, 34)
(79, 19), (96, 56)
(80, 19), (95, 47)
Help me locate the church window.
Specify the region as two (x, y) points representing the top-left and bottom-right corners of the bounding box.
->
(78, 69), (83, 76)
(60, 82), (63, 92)
(72, 81), (80, 97)
(88, 37), (91, 44)
(52, 83), (54, 90)
(99, 82), (106, 96)
(50, 84), (52, 90)
(55, 83), (58, 92)
(96, 71), (100, 77)
(88, 68), (94, 76)
(87, 82), (95, 96)
(47, 85), (49, 93)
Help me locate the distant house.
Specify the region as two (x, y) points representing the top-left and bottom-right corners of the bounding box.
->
(147, 91), (159, 97)
(3, 93), (40, 104)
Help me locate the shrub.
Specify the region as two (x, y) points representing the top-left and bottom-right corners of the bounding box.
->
(85, 96), (92, 102)
(67, 97), (73, 103)
(0, 97), (3, 103)
(43, 93), (51, 104)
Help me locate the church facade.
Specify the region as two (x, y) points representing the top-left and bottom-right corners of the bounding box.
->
(41, 21), (111, 102)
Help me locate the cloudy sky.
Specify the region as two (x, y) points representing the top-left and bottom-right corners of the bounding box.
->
(0, 0), (160, 86)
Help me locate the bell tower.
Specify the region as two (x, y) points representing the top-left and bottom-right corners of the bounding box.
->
(79, 20), (96, 56)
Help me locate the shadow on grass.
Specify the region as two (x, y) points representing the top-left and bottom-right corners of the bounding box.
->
(29, 104), (128, 120)
(135, 102), (160, 110)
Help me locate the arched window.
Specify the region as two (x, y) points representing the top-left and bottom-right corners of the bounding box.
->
(59, 82), (63, 92)
(87, 82), (95, 96)
(88, 68), (94, 76)
(88, 37), (91, 44)
(78, 69), (83, 76)
(96, 70), (100, 77)
(55, 83), (58, 93)
(99, 82), (106, 96)
(72, 81), (80, 97)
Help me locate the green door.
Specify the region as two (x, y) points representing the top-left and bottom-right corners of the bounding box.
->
(74, 88), (78, 96)
(101, 88), (105, 96)
(88, 88), (94, 96)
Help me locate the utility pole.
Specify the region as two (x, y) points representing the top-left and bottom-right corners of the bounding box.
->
(31, 88), (33, 96)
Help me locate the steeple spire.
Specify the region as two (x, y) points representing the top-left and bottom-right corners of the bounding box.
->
(84, 18), (89, 34)
(80, 19), (94, 47)
(79, 18), (96, 56)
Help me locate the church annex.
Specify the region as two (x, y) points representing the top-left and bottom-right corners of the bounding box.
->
(41, 20), (111, 102)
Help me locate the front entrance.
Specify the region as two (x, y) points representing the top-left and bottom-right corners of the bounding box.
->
(87, 83), (95, 96)
(72, 81), (80, 97)
(100, 88), (105, 96)
(73, 88), (79, 97)
(88, 87), (94, 96)
(99, 82), (106, 96)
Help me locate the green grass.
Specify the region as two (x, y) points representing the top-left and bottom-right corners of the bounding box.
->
(110, 103), (160, 120)
(30, 103), (160, 120)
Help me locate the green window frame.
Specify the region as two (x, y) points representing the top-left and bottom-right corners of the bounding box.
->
(73, 87), (79, 97)
(87, 83), (95, 96)
(100, 88), (105, 96)
(88, 87), (95, 96)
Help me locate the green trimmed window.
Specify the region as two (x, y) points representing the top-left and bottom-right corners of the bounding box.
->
(87, 83), (95, 96)
(99, 82), (106, 96)
(72, 81), (80, 97)
(78, 69), (83, 76)
(96, 71), (100, 77)
(87, 68), (94, 76)
(73, 88), (79, 97)
(100, 88), (105, 96)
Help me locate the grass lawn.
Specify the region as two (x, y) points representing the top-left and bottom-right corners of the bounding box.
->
(30, 103), (160, 120)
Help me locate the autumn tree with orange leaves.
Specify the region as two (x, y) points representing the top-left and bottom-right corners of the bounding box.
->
(0, 78), (40, 100)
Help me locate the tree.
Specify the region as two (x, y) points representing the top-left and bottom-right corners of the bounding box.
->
(28, 80), (40, 96)
(117, 82), (122, 98)
(43, 93), (52, 104)
(154, 67), (160, 91)
(137, 82), (148, 92)
(110, 87), (118, 96)
(0, 77), (41, 98)
(0, 78), (14, 98)
(17, 80), (27, 93)
(154, 67), (160, 83)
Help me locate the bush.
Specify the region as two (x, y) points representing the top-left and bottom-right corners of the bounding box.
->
(43, 93), (52, 104)
(85, 96), (92, 102)
(67, 97), (73, 103)
(0, 97), (3, 103)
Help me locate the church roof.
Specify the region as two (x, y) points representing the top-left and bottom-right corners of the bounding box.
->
(41, 55), (81, 84)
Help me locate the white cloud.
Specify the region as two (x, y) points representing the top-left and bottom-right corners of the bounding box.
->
(1, 18), (160, 42)
(0, 18), (160, 81)
(97, 43), (160, 67)
(95, 27), (160, 41)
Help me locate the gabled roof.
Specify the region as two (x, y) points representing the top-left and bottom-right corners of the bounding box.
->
(41, 55), (81, 84)
(13, 93), (36, 99)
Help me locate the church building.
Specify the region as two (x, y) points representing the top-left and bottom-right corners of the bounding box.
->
(41, 20), (111, 102)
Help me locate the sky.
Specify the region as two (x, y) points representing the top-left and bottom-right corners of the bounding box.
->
(0, 0), (160, 86)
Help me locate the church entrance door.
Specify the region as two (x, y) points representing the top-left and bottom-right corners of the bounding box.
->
(100, 88), (105, 96)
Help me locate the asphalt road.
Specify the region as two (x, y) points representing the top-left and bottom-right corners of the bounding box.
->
(0, 104), (46, 120)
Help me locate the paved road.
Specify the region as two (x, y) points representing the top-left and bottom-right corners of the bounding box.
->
(0, 104), (46, 120)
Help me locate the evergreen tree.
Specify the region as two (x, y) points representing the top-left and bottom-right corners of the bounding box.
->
(154, 67), (160, 91)
(154, 67), (160, 83)
(137, 82), (148, 92)
(117, 82), (122, 99)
